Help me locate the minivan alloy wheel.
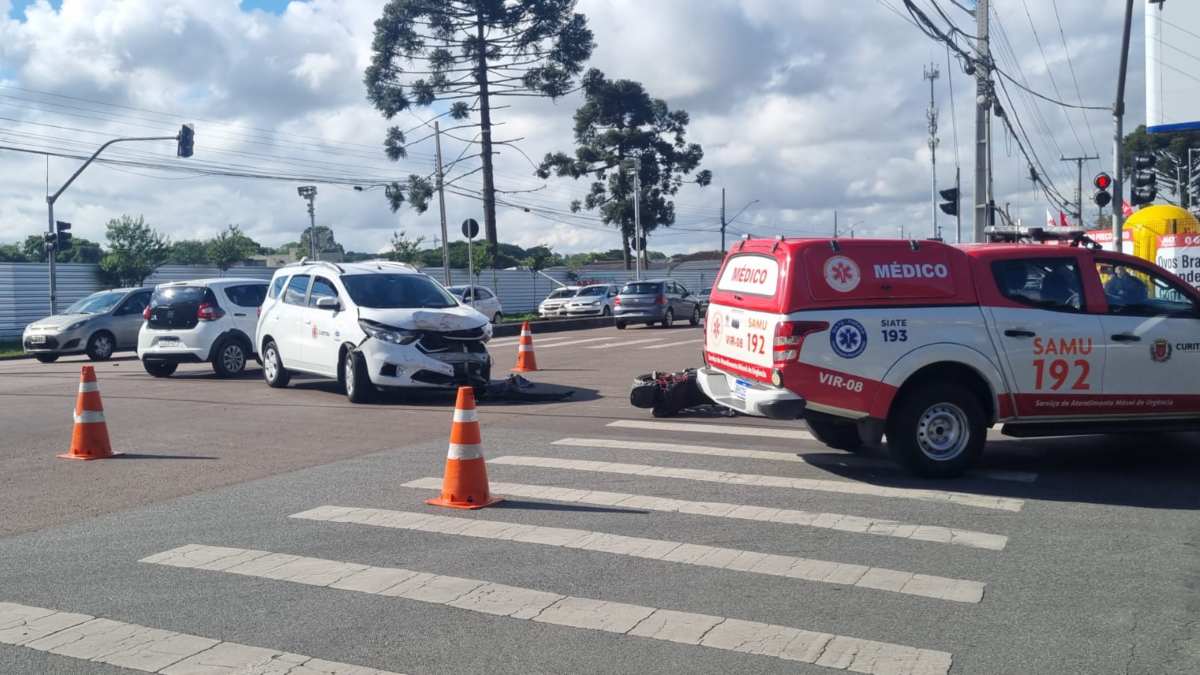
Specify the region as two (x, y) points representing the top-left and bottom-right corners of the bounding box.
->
(343, 354), (356, 396)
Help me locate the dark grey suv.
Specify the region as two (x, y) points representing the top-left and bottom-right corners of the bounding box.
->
(613, 279), (701, 329)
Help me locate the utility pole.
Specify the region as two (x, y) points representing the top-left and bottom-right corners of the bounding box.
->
(834, 209), (838, 237)
(633, 155), (643, 281)
(1113, 0), (1135, 251)
(433, 121), (450, 284)
(720, 188), (727, 251)
(297, 186), (318, 260)
(1060, 155), (1099, 227)
(973, 0), (993, 242)
(925, 63), (941, 239)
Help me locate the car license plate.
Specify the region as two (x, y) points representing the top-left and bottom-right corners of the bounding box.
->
(733, 378), (750, 400)
(28, 335), (46, 345)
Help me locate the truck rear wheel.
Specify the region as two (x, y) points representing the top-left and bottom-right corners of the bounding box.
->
(886, 382), (985, 478)
(805, 411), (864, 452)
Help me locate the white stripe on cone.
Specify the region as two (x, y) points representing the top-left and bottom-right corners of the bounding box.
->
(452, 408), (479, 423)
(447, 442), (484, 460)
(73, 410), (106, 424)
(518, 345), (533, 352)
(78, 382), (99, 393)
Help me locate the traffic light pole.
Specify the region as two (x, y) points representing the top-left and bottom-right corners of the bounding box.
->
(973, 0), (993, 242)
(1112, 0), (1135, 252)
(45, 133), (182, 313)
(1061, 155), (1099, 227)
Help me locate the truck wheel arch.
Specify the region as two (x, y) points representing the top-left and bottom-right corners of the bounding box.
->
(874, 345), (1007, 424)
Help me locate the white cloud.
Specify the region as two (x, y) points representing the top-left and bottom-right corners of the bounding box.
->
(0, 0), (1148, 257)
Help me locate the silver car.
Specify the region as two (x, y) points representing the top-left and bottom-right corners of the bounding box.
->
(613, 279), (701, 329)
(22, 287), (153, 363)
(538, 286), (580, 318)
(562, 284), (619, 317)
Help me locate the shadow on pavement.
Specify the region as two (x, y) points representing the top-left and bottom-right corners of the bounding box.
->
(494, 499), (647, 515)
(804, 433), (1200, 511)
(112, 453), (219, 460)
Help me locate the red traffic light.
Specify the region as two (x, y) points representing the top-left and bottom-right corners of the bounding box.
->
(1093, 172), (1112, 190)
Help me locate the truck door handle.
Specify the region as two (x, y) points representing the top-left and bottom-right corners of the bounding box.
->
(1111, 333), (1141, 342)
(1004, 329), (1036, 338)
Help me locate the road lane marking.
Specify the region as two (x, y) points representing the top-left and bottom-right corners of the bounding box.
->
(641, 338), (704, 349)
(141, 544), (953, 674)
(585, 338), (666, 349)
(609, 419), (816, 439)
(554, 437), (1038, 484)
(488, 456), (1025, 512)
(401, 477), (1007, 550)
(0, 601), (403, 674)
(492, 336), (615, 349)
(489, 335), (580, 347)
(293, 505), (986, 603)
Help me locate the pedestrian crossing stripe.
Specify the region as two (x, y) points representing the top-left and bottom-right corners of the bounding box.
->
(641, 338), (704, 349)
(490, 336), (613, 349)
(553, 437), (1038, 483)
(140, 545), (953, 674)
(290, 505), (985, 603)
(609, 418), (817, 439)
(488, 456), (1025, 512)
(0, 601), (402, 674)
(401, 477), (1008, 551)
(585, 337), (665, 349)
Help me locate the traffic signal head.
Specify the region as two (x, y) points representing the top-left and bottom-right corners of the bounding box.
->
(1093, 190), (1112, 208)
(938, 187), (959, 216)
(1129, 154), (1157, 206)
(177, 124), (194, 158)
(1093, 172), (1112, 190)
(55, 220), (71, 250)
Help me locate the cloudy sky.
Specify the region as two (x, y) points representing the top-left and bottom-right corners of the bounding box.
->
(0, 0), (1150, 256)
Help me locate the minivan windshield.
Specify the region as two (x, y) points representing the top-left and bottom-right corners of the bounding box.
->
(64, 291), (125, 315)
(577, 286), (608, 296)
(621, 282), (661, 295)
(341, 274), (459, 309)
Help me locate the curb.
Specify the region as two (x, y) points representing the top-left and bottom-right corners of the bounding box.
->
(492, 316), (613, 338)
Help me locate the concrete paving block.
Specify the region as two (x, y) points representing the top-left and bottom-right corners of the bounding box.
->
(0, 605), (93, 646)
(159, 641), (295, 674)
(223, 552), (302, 577)
(627, 610), (724, 645)
(855, 568), (915, 593)
(384, 574), (484, 604)
(532, 597), (655, 634)
(331, 567), (423, 595)
(508, 526), (591, 547)
(446, 582), (564, 619)
(96, 631), (219, 672)
(260, 558), (368, 587)
(26, 618), (161, 660)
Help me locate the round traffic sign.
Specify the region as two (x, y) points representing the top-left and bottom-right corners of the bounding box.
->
(461, 218), (480, 239)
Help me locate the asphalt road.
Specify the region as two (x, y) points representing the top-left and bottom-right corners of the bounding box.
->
(0, 324), (1198, 674)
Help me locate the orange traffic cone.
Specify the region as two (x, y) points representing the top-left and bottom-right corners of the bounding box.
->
(426, 386), (502, 510)
(511, 321), (539, 372)
(59, 366), (118, 460)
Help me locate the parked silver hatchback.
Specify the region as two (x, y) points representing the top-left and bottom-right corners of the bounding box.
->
(22, 287), (153, 363)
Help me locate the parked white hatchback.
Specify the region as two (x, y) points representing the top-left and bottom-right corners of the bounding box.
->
(138, 278), (268, 377)
(256, 260), (493, 403)
(446, 285), (503, 323)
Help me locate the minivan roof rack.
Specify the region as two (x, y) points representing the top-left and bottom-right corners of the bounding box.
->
(362, 259), (418, 271)
(288, 258), (345, 273)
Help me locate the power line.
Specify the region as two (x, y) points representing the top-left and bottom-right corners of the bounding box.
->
(1051, 0), (1101, 158)
(1019, 0), (1085, 154)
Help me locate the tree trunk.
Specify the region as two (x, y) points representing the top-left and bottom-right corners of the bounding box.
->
(621, 231), (631, 270)
(475, 15), (499, 266)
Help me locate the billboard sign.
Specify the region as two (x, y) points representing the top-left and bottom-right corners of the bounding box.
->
(1146, 1), (1200, 132)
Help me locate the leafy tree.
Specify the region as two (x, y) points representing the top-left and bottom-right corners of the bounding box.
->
(207, 225), (260, 271)
(168, 239), (211, 265)
(0, 243), (27, 262)
(1122, 124), (1200, 207)
(364, 0), (595, 262)
(21, 234), (104, 263)
(538, 69), (711, 269)
(522, 245), (558, 271)
(298, 226), (344, 257)
(387, 230), (426, 262)
(98, 215), (169, 286)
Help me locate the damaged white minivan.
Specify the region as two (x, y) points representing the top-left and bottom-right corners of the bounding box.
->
(255, 260), (493, 403)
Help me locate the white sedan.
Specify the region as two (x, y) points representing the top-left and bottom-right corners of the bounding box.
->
(446, 285), (503, 323)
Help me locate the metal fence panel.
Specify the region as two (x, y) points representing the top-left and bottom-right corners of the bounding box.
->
(1, 261), (725, 339)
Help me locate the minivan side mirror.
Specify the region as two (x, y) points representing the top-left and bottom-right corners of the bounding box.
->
(315, 296), (340, 311)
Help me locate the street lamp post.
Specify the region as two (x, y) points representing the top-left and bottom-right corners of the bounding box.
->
(44, 126), (192, 313)
(297, 186), (318, 260)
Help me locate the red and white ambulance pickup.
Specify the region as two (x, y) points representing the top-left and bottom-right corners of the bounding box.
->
(698, 235), (1200, 477)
